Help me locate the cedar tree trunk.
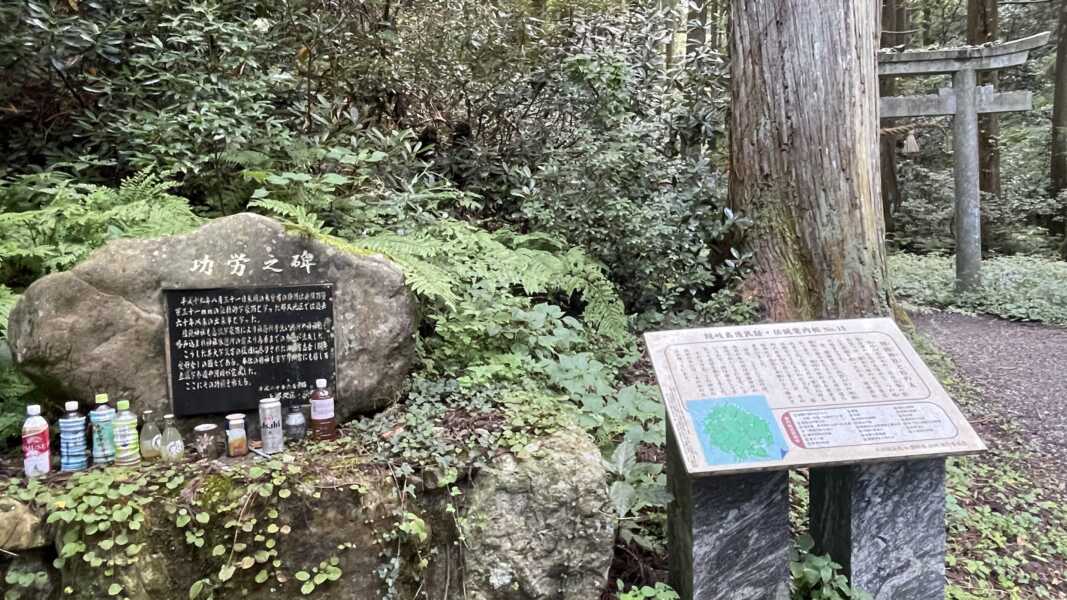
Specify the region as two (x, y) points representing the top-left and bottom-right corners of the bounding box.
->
(1054, 0), (1067, 211)
(730, 0), (892, 321)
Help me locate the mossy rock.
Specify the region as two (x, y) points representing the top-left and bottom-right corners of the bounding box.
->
(0, 427), (613, 600)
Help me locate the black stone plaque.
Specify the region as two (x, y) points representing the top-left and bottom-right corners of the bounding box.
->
(163, 284), (336, 416)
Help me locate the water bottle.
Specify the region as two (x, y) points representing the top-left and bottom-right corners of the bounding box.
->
(90, 393), (116, 465)
(22, 404), (51, 478)
(59, 401), (88, 472)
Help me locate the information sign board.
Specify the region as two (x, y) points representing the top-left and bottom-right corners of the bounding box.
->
(645, 318), (985, 476)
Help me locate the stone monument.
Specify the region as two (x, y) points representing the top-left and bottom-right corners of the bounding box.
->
(646, 318), (985, 599)
(6, 213), (417, 422)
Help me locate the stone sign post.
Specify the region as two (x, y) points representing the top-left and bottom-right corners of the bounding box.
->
(646, 318), (985, 599)
(878, 32), (1050, 292)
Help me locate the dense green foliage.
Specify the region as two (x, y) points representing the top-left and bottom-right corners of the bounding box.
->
(0, 2), (736, 595)
(890, 253), (1067, 324)
(887, 1), (1062, 256)
(0, 0), (742, 319)
(0, 171), (204, 439)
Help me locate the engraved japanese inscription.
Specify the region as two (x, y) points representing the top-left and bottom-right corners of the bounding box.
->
(164, 284), (336, 416)
(646, 318), (985, 476)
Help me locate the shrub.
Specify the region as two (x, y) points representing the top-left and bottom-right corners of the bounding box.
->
(0, 0), (742, 320)
(0, 170), (203, 439)
(890, 253), (1067, 324)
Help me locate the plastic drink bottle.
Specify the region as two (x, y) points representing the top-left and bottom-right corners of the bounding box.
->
(309, 379), (337, 441)
(140, 410), (162, 461)
(59, 401), (88, 472)
(22, 404), (51, 478)
(90, 393), (116, 465)
(113, 400), (141, 467)
(160, 414), (185, 462)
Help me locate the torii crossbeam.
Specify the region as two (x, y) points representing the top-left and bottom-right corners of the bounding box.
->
(878, 32), (1051, 292)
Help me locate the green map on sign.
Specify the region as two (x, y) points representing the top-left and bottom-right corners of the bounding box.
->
(702, 403), (775, 461)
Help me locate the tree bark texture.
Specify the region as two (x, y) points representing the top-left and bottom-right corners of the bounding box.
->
(880, 0), (903, 235)
(968, 0), (1000, 250)
(1053, 0), (1067, 203)
(730, 0), (892, 321)
(968, 0), (1000, 198)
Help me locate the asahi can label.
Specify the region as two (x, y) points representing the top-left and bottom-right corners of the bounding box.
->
(259, 401), (284, 454)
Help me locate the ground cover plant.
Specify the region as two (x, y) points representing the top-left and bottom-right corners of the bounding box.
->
(890, 253), (1067, 324)
(914, 337), (1067, 599)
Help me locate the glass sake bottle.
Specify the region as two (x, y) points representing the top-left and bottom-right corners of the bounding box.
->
(160, 414), (185, 462)
(139, 410), (162, 461)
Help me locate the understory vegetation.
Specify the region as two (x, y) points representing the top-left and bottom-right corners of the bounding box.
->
(0, 0), (1064, 598)
(891, 254), (1067, 324)
(920, 341), (1067, 600)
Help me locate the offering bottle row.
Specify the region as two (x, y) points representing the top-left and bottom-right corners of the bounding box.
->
(22, 379), (336, 479)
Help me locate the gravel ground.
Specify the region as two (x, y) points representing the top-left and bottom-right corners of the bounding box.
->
(912, 311), (1067, 487)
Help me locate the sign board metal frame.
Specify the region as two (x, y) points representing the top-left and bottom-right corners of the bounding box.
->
(646, 318), (985, 477)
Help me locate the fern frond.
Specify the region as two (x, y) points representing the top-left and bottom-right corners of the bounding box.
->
(320, 234), (459, 310)
(0, 285), (18, 339)
(220, 149), (272, 168)
(249, 198), (333, 236)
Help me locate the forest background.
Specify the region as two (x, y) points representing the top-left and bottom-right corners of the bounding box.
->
(0, 0), (1065, 599)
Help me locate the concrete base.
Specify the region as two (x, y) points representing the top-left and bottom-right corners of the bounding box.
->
(809, 458), (946, 599)
(667, 425), (791, 600)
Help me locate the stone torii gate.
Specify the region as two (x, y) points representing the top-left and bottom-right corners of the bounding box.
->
(878, 32), (1051, 292)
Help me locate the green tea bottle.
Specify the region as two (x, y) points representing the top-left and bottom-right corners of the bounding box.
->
(113, 400), (141, 467)
(90, 393), (116, 465)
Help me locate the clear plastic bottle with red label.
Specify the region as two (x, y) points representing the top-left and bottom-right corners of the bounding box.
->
(309, 379), (337, 441)
(22, 404), (51, 478)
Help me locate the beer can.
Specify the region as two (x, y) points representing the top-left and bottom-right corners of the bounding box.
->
(258, 398), (284, 454)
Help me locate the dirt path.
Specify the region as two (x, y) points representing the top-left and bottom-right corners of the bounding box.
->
(912, 311), (1067, 490)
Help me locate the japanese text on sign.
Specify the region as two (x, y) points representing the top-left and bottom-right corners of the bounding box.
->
(645, 318), (985, 476)
(164, 285), (336, 416)
(188, 250), (318, 277)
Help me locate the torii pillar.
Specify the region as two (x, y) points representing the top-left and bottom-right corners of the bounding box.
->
(879, 33), (1050, 292)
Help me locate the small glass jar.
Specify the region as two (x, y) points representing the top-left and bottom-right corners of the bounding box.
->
(284, 405), (307, 442)
(192, 423), (222, 460)
(225, 414), (248, 457)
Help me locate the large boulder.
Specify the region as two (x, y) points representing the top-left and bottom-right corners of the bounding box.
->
(460, 429), (615, 600)
(0, 498), (47, 551)
(6, 213), (416, 421)
(0, 429), (616, 600)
